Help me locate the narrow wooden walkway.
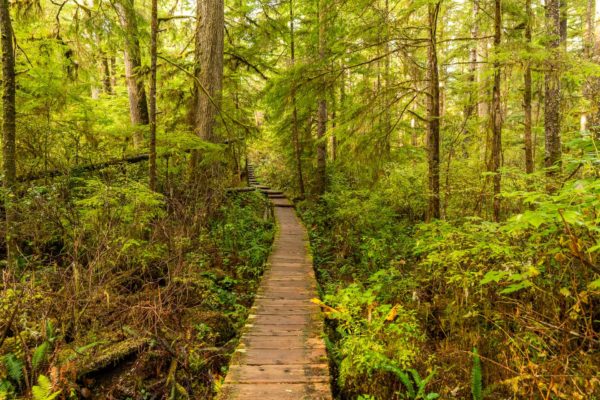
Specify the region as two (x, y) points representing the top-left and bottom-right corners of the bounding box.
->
(218, 166), (332, 400)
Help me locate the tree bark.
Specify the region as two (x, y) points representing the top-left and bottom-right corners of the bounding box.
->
(115, 0), (149, 148)
(290, 0), (305, 197)
(427, 2), (441, 221)
(523, 0), (534, 175)
(149, 0), (157, 191)
(469, 0), (479, 118)
(545, 0), (562, 182)
(101, 55), (113, 95)
(583, 0), (600, 138)
(490, 0), (503, 222)
(462, 0), (479, 127)
(382, 0), (391, 157)
(110, 57), (117, 89)
(316, 0), (327, 195)
(194, 0), (224, 142)
(1, 0), (17, 266)
(560, 0), (567, 46)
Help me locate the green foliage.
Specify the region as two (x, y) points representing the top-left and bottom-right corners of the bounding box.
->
(31, 375), (60, 400)
(471, 348), (483, 400)
(2, 354), (23, 385)
(382, 365), (439, 400)
(76, 177), (166, 234)
(319, 274), (423, 397)
(32, 342), (50, 371)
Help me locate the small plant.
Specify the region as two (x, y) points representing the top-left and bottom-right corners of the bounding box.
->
(471, 348), (483, 400)
(31, 375), (60, 400)
(383, 364), (439, 400)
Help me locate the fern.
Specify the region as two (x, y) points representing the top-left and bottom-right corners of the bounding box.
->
(412, 369), (439, 400)
(0, 379), (15, 399)
(45, 321), (56, 343)
(382, 364), (415, 398)
(471, 347), (483, 400)
(397, 370), (416, 399)
(32, 342), (50, 370)
(3, 354), (23, 384)
(31, 375), (61, 400)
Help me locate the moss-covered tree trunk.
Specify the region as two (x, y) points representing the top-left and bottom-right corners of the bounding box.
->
(290, 0), (305, 197)
(1, 0), (16, 266)
(194, 0), (224, 142)
(149, 0), (157, 191)
(524, 0), (534, 175)
(544, 0), (562, 183)
(490, 0), (503, 222)
(427, 2), (441, 221)
(115, 0), (149, 148)
(316, 0), (328, 196)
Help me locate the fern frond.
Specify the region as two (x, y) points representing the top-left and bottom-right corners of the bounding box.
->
(32, 375), (61, 400)
(0, 379), (15, 398)
(471, 347), (483, 400)
(32, 342), (50, 370)
(45, 321), (56, 343)
(409, 369), (422, 387)
(415, 369), (437, 399)
(382, 363), (416, 398)
(3, 354), (23, 384)
(397, 370), (416, 399)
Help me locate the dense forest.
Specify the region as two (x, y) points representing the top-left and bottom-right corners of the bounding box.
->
(0, 0), (598, 398)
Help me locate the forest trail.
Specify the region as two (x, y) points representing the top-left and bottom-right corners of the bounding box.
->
(218, 167), (332, 400)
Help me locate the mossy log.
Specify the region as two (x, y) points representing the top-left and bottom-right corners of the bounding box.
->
(77, 337), (149, 376)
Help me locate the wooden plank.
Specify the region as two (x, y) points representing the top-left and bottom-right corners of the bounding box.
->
(219, 383), (332, 400)
(218, 187), (332, 400)
(225, 364), (330, 383)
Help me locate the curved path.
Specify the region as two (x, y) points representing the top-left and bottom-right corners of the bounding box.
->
(218, 167), (332, 400)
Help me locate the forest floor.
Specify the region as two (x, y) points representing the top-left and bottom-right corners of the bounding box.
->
(0, 167), (277, 399)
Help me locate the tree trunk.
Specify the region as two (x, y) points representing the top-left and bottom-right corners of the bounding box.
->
(382, 0), (391, 157)
(523, 0), (534, 175)
(0, 0), (16, 265)
(545, 0), (562, 182)
(115, 0), (149, 148)
(110, 57), (117, 89)
(102, 55), (113, 95)
(316, 0), (327, 195)
(468, 0), (479, 118)
(194, 0), (224, 142)
(477, 34), (489, 135)
(560, 0), (567, 46)
(490, 0), (503, 222)
(149, 0), (157, 191)
(583, 0), (599, 138)
(290, 0), (305, 197)
(335, 69), (346, 161)
(462, 0), (479, 157)
(330, 80), (337, 161)
(427, 2), (441, 221)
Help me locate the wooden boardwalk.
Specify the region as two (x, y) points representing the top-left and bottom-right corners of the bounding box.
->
(218, 167), (332, 400)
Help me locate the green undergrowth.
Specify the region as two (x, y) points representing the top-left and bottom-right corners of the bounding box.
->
(0, 170), (275, 399)
(297, 168), (600, 399)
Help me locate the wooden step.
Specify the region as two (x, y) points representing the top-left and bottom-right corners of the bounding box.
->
(271, 198), (293, 208)
(261, 189), (283, 195)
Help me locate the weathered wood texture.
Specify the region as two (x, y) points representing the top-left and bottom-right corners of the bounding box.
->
(219, 172), (332, 400)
